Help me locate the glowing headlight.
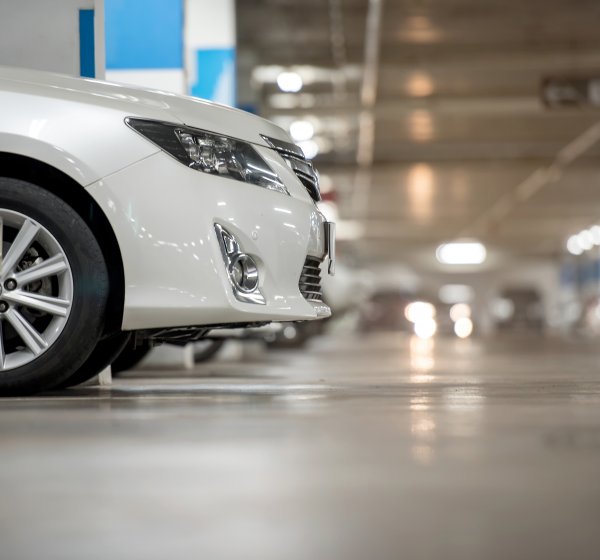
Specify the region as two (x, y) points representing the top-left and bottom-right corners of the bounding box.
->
(126, 118), (288, 195)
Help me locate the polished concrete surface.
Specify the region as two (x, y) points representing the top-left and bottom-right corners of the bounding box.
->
(1, 333), (600, 560)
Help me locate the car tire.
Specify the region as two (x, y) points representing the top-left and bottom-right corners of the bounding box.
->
(111, 337), (152, 375)
(0, 177), (109, 396)
(58, 331), (131, 388)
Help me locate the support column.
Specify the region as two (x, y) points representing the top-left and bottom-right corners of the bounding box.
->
(104, 0), (185, 93)
(184, 0), (236, 105)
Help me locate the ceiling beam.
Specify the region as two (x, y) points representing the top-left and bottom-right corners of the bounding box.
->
(356, 0), (384, 167)
(459, 120), (600, 239)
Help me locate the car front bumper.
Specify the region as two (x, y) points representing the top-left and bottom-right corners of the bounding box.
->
(86, 149), (332, 330)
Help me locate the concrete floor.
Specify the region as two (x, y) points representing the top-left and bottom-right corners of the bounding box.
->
(1, 333), (600, 560)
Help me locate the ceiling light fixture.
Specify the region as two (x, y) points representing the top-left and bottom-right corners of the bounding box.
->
(298, 139), (319, 159)
(436, 241), (487, 265)
(577, 229), (594, 251)
(406, 72), (434, 97)
(276, 71), (303, 93)
(566, 235), (584, 255)
(289, 120), (314, 142)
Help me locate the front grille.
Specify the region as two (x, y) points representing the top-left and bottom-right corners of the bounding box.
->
(261, 135), (321, 202)
(299, 256), (323, 302)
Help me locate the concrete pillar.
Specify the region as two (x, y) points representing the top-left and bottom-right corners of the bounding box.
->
(103, 0), (237, 103)
(0, 0), (103, 78)
(184, 0), (236, 105)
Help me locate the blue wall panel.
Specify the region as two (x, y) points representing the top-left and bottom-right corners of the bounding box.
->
(190, 48), (236, 105)
(105, 0), (183, 69)
(79, 9), (95, 78)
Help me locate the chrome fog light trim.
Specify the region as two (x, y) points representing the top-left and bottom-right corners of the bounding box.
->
(324, 221), (336, 276)
(229, 253), (259, 294)
(214, 224), (265, 305)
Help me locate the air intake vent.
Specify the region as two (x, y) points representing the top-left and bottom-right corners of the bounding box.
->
(261, 135), (321, 202)
(299, 256), (323, 302)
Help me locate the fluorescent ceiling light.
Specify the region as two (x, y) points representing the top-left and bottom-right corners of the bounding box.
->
(577, 229), (594, 251)
(276, 71), (303, 93)
(298, 139), (319, 159)
(566, 226), (600, 255)
(289, 120), (314, 141)
(567, 235), (583, 255)
(406, 71), (434, 97)
(436, 241), (487, 265)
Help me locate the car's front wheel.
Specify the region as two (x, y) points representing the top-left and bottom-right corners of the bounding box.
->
(111, 337), (153, 375)
(0, 178), (109, 396)
(59, 332), (131, 389)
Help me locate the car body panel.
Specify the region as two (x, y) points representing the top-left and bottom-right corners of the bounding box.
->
(0, 65), (290, 148)
(87, 151), (329, 329)
(0, 79), (161, 185)
(0, 66), (331, 330)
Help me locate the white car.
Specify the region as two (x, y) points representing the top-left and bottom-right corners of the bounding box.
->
(0, 67), (334, 395)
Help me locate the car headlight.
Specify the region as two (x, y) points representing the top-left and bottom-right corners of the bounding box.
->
(125, 118), (289, 195)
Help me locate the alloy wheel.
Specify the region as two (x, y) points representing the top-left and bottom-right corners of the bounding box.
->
(0, 209), (73, 370)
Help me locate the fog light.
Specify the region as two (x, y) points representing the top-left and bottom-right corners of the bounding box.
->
(231, 258), (244, 286)
(229, 254), (259, 293)
(214, 224), (265, 305)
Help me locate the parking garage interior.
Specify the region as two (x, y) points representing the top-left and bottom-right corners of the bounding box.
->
(2, 0), (600, 558)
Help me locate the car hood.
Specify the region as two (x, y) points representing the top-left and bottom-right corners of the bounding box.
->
(0, 66), (291, 147)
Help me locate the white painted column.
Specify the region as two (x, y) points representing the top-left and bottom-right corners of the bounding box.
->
(94, 0), (106, 79)
(0, 0), (95, 76)
(184, 0), (236, 105)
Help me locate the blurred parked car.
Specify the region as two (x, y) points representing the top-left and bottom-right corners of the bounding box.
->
(360, 290), (415, 332)
(493, 287), (544, 333)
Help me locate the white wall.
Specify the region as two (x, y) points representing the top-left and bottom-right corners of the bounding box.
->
(0, 0), (104, 77)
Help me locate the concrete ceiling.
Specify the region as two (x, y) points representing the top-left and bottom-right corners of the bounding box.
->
(237, 0), (600, 267)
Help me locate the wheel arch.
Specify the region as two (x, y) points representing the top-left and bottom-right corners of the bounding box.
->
(0, 151), (125, 334)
